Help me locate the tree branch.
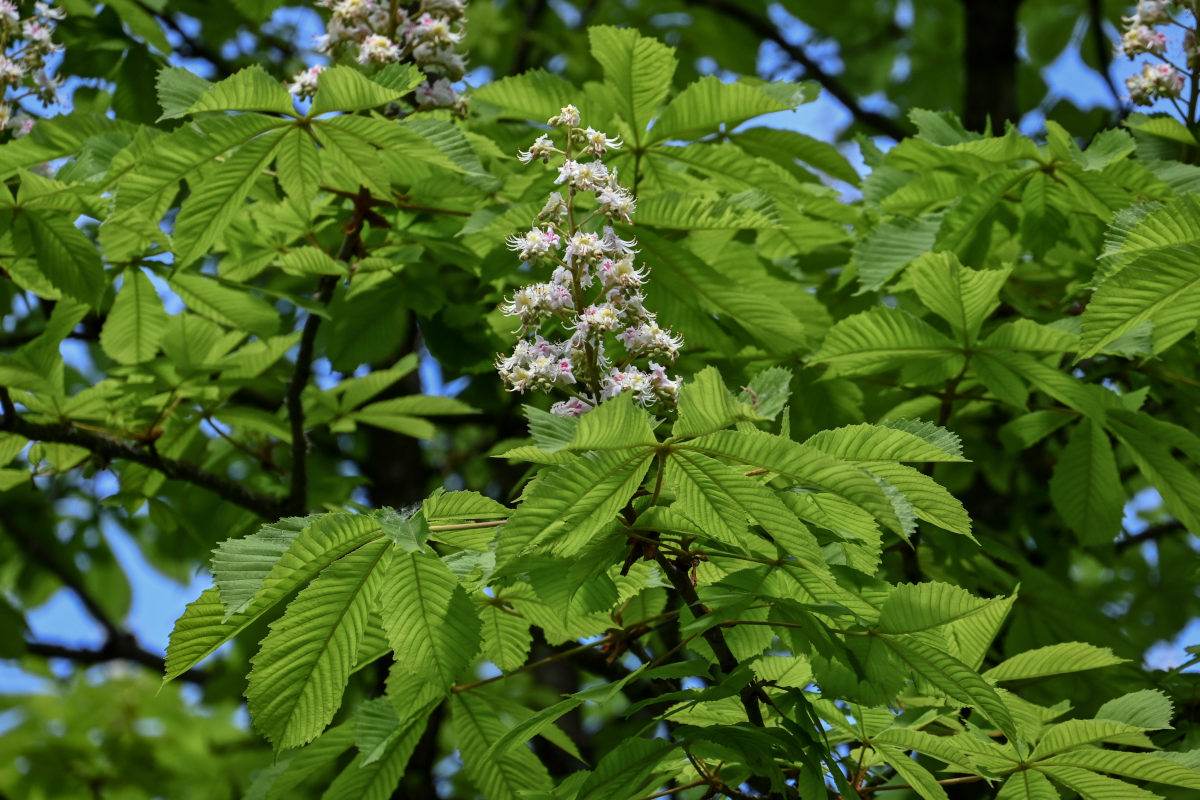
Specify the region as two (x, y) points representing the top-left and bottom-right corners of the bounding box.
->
(4, 519), (208, 685)
(1116, 520), (1187, 553)
(683, 0), (912, 140)
(24, 640), (208, 684)
(654, 552), (766, 728)
(283, 207), (367, 516)
(0, 387), (286, 518)
(1087, 0), (1126, 116)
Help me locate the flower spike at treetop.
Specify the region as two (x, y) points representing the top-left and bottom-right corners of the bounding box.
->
(0, 1), (66, 141)
(290, 0), (469, 114)
(1117, 0), (1196, 109)
(496, 106), (684, 418)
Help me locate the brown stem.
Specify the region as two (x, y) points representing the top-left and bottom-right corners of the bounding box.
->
(0, 387), (285, 518)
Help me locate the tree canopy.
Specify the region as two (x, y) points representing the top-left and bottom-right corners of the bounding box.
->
(2, 2), (1200, 799)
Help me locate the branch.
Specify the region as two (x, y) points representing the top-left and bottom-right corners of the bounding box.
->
(0, 388), (286, 518)
(654, 552), (766, 727)
(24, 640), (208, 685)
(1116, 520), (1187, 553)
(683, 0), (912, 140)
(1087, 0), (1127, 117)
(284, 206), (368, 516)
(4, 520), (208, 685)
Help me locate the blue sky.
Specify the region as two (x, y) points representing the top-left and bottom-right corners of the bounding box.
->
(2, 4), (1197, 698)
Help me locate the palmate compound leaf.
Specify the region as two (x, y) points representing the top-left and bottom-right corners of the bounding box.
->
(852, 213), (943, 292)
(243, 723), (356, 800)
(995, 771), (1061, 800)
(246, 539), (392, 750)
(576, 737), (680, 800)
(492, 448), (654, 571)
(876, 582), (1008, 636)
(165, 513), (384, 681)
(1037, 765), (1162, 800)
(875, 744), (951, 800)
(379, 550), (481, 690)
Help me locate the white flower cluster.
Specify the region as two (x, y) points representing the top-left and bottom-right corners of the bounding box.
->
(289, 0), (468, 114)
(0, 1), (65, 140)
(496, 106), (684, 417)
(1118, 0), (1194, 105)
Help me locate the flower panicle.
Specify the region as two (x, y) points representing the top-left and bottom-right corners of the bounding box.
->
(1117, 1), (1198, 106)
(495, 105), (684, 418)
(290, 0), (469, 114)
(0, 1), (67, 142)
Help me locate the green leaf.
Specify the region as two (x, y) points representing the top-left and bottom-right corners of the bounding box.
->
(471, 69), (579, 124)
(740, 366), (793, 420)
(1040, 750), (1200, 790)
(587, 26), (677, 146)
(877, 744), (951, 800)
(995, 771), (1061, 800)
(684, 429), (904, 535)
(1021, 171), (1068, 258)
(172, 126), (288, 267)
(380, 550), (481, 689)
(164, 514), (384, 681)
(453, 694), (555, 800)
(211, 517), (307, 618)
(908, 251), (1011, 341)
(576, 737), (678, 800)
(424, 490), (508, 524)
(806, 420), (965, 463)
(1096, 689), (1174, 729)
(478, 602), (532, 672)
(350, 396), (478, 437)
(246, 539), (392, 749)
(1078, 243), (1200, 359)
(853, 214), (943, 292)
(321, 701), (432, 800)
(649, 76), (814, 143)
(495, 449), (653, 566)
(187, 64), (297, 116)
(733, 127), (861, 186)
(1032, 719), (1157, 760)
(12, 210), (104, 306)
(244, 724), (355, 800)
(1049, 419), (1124, 546)
(568, 391), (657, 450)
(169, 272), (280, 336)
(156, 66), (214, 121)
(1106, 412), (1200, 534)
(878, 634), (1017, 741)
(876, 582), (1000, 635)
(985, 643), (1127, 682)
(309, 65), (422, 116)
(99, 268), (168, 364)
(275, 128), (322, 210)
(675, 366), (767, 438)
(1039, 764), (1162, 800)
(813, 307), (961, 378)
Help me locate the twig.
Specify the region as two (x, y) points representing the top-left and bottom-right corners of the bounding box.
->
(25, 640), (208, 685)
(1116, 520), (1187, 552)
(0, 387), (286, 518)
(654, 552), (766, 728)
(683, 0), (912, 140)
